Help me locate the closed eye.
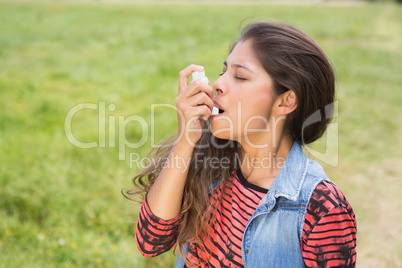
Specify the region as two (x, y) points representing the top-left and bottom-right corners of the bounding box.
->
(218, 72), (246, 80)
(219, 68), (246, 81)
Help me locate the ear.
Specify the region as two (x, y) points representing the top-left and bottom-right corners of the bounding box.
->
(274, 90), (297, 116)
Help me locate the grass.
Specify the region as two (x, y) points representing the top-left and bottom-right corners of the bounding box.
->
(0, 1), (401, 267)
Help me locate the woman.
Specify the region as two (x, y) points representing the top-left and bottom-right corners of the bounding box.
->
(127, 22), (357, 267)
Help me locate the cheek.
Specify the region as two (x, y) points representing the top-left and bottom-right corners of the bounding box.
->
(239, 95), (274, 129)
(211, 88), (275, 139)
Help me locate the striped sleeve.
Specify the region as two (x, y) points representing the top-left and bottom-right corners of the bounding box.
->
(135, 196), (179, 257)
(302, 181), (357, 267)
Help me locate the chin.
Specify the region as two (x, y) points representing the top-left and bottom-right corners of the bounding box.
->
(210, 124), (236, 141)
(211, 131), (229, 140)
(210, 114), (239, 141)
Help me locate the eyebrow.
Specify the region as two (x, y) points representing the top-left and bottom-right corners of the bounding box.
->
(223, 61), (254, 73)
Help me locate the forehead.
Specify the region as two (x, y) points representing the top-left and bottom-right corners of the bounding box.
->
(225, 40), (263, 72)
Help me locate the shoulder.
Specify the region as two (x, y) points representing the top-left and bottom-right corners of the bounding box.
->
(303, 158), (351, 211)
(304, 180), (356, 238)
(302, 181), (357, 266)
(310, 181), (354, 215)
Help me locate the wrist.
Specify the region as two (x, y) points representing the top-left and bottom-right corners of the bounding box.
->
(172, 139), (195, 156)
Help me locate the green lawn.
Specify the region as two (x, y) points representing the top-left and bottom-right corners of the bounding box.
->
(0, 1), (401, 267)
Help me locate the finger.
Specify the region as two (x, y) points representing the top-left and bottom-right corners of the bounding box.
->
(176, 92), (214, 119)
(193, 105), (212, 121)
(184, 81), (215, 100)
(190, 91), (214, 110)
(184, 105), (212, 123)
(178, 64), (204, 93)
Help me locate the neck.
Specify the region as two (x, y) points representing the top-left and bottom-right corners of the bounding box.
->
(239, 133), (294, 189)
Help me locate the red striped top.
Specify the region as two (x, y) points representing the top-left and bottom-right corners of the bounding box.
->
(135, 170), (357, 267)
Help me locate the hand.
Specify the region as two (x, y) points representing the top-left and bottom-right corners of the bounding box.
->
(175, 65), (215, 148)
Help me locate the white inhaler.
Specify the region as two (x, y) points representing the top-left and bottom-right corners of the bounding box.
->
(191, 70), (219, 116)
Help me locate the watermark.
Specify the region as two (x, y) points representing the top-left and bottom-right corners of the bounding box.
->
(128, 151), (286, 172)
(302, 101), (338, 167)
(64, 101), (338, 166)
(64, 101), (149, 160)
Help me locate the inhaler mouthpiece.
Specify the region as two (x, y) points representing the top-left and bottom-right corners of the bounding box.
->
(211, 106), (219, 115)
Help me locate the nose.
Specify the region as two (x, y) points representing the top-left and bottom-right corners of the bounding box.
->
(213, 75), (226, 95)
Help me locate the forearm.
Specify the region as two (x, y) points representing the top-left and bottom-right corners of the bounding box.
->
(146, 141), (194, 220)
(135, 196), (180, 257)
(146, 64), (212, 221)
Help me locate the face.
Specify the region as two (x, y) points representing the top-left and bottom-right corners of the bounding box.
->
(210, 39), (279, 146)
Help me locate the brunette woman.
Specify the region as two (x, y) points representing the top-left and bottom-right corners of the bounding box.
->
(127, 22), (357, 267)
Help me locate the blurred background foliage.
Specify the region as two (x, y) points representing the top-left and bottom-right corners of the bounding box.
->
(0, 1), (401, 267)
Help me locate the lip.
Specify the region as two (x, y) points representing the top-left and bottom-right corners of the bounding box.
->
(213, 101), (224, 111)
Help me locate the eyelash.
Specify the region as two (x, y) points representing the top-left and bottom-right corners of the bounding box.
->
(218, 72), (246, 80)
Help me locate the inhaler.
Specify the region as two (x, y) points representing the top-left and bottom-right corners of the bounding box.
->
(191, 70), (219, 116)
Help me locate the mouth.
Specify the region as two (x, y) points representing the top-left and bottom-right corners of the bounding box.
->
(213, 101), (225, 115)
(211, 107), (225, 117)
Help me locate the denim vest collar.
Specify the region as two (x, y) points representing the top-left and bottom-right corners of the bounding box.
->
(259, 142), (308, 211)
(209, 142), (309, 202)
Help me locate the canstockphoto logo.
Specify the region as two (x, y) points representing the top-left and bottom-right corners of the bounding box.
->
(64, 101), (339, 167)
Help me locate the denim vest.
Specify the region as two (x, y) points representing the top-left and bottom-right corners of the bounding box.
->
(175, 142), (331, 267)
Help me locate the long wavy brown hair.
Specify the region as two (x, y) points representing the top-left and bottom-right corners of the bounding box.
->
(124, 21), (335, 264)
